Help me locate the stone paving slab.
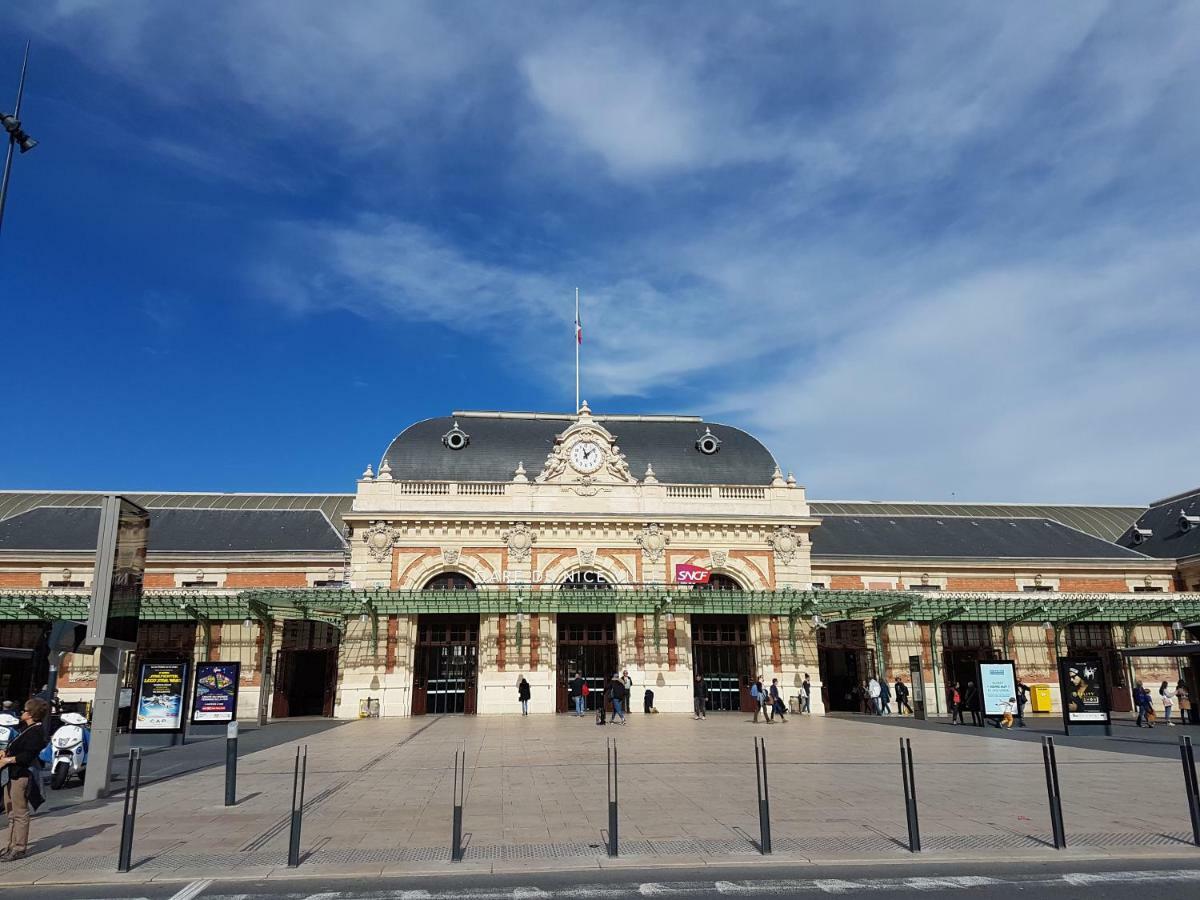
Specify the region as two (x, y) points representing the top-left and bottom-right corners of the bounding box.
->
(7, 713), (1200, 885)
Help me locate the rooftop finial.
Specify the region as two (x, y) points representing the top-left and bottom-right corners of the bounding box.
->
(513, 461), (529, 483)
(377, 458), (393, 482)
(771, 465), (786, 487)
(643, 462), (658, 484)
(361, 463), (375, 481)
(578, 399), (591, 417)
(786, 471), (797, 487)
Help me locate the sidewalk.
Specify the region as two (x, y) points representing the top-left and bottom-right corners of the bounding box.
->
(7, 712), (1200, 885)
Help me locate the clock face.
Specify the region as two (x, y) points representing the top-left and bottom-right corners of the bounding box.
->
(569, 440), (604, 474)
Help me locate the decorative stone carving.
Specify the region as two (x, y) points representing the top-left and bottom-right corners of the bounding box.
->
(711, 549), (729, 568)
(512, 461), (529, 483)
(377, 458), (393, 482)
(578, 548), (596, 567)
(535, 408), (633, 486)
(363, 522), (398, 563)
(502, 523), (536, 561)
(642, 463), (658, 484)
(442, 548), (460, 565)
(571, 475), (607, 497)
(360, 463), (375, 481)
(635, 523), (670, 562)
(605, 445), (634, 483)
(771, 465), (786, 487)
(767, 526), (801, 564)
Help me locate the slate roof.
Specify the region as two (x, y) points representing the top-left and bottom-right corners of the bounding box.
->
(811, 515), (1149, 560)
(1115, 487), (1200, 560)
(380, 414), (779, 486)
(0, 507), (346, 554)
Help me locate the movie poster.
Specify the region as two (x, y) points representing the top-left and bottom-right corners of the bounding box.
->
(133, 662), (189, 732)
(191, 661), (241, 723)
(1058, 657), (1109, 723)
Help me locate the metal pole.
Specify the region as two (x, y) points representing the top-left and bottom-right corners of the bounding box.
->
(257, 617), (273, 727)
(1181, 736), (1200, 847)
(1041, 737), (1066, 848)
(83, 645), (124, 802)
(287, 745), (306, 868)
(901, 738), (921, 852)
(116, 748), (142, 872)
(224, 721), (238, 807)
(755, 736), (772, 854)
(0, 41), (31, 237)
(607, 738), (619, 857)
(451, 747), (465, 862)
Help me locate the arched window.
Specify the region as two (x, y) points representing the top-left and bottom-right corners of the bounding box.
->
(695, 573), (742, 591)
(422, 573), (477, 591)
(560, 570), (612, 590)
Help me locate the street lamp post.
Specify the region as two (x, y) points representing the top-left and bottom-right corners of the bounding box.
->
(1, 42), (38, 236)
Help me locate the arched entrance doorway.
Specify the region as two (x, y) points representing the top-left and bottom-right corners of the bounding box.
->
(818, 621), (875, 713)
(692, 574), (756, 711)
(413, 573), (479, 715)
(272, 621), (339, 718)
(556, 570), (618, 712)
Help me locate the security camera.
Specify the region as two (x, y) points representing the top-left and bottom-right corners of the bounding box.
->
(1131, 527), (1153, 544)
(1179, 514), (1200, 532)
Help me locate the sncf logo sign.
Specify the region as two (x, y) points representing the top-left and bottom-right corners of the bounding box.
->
(675, 564), (711, 584)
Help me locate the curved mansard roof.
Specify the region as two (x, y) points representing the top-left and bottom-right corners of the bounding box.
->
(379, 413), (780, 486)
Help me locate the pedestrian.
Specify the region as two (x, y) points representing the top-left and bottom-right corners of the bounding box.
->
(643, 688), (654, 714)
(999, 697), (1016, 729)
(609, 673), (627, 724)
(518, 676), (531, 716)
(796, 681), (808, 718)
(1015, 677), (1029, 727)
(1177, 681), (1191, 725)
(949, 682), (964, 725)
(801, 674), (812, 714)
(621, 669), (633, 700)
(596, 678), (606, 726)
(770, 678), (787, 721)
(0, 697), (49, 861)
(1134, 681), (1154, 728)
(750, 678), (763, 723)
(965, 681), (982, 726)
(693, 674), (707, 720)
(867, 677), (882, 715)
(879, 677), (892, 716)
(894, 677), (912, 715)
(569, 672), (585, 716)
(1159, 680), (1175, 726)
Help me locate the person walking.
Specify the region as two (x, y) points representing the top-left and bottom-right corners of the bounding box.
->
(867, 677), (882, 715)
(518, 677), (531, 716)
(769, 678), (787, 722)
(894, 677), (912, 715)
(569, 672), (585, 716)
(0, 697), (49, 861)
(1015, 677), (1030, 727)
(949, 682), (964, 725)
(964, 681), (982, 726)
(801, 674), (812, 714)
(693, 674), (708, 720)
(1177, 681), (1191, 725)
(1134, 681), (1154, 728)
(879, 677), (892, 716)
(750, 679), (763, 723)
(609, 673), (627, 725)
(1159, 680), (1176, 726)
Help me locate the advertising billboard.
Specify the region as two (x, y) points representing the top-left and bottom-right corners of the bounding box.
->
(675, 564), (711, 585)
(191, 661), (241, 723)
(133, 661), (189, 733)
(84, 496), (149, 649)
(976, 660), (1017, 718)
(1058, 656), (1111, 735)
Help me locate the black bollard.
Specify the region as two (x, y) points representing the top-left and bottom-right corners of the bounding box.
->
(900, 738), (921, 852)
(1041, 736), (1066, 849)
(116, 748), (142, 873)
(1181, 736), (1200, 847)
(224, 721), (238, 807)
(607, 737), (619, 857)
(754, 736), (772, 854)
(287, 745), (307, 868)
(451, 746), (466, 862)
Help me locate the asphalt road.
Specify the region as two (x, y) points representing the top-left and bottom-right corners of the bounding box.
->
(8, 859), (1200, 899)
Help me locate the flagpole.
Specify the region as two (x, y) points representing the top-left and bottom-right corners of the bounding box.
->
(574, 287), (580, 413)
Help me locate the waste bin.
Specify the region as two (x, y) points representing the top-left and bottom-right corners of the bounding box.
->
(789, 695), (801, 714)
(1031, 684), (1052, 713)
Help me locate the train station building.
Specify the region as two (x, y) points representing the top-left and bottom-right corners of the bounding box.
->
(1, 404), (1198, 720)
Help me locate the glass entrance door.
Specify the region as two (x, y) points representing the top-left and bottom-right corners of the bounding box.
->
(692, 615), (756, 712)
(556, 614), (617, 712)
(413, 615), (479, 715)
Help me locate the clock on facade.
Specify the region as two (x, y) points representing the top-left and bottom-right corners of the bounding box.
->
(569, 439), (605, 474)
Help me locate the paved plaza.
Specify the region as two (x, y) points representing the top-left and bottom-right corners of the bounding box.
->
(5, 712), (1200, 886)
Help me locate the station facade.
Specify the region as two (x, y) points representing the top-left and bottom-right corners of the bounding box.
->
(1, 404), (1198, 720)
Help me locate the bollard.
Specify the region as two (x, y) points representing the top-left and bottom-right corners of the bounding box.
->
(116, 748), (142, 872)
(607, 737), (619, 857)
(900, 738), (921, 852)
(754, 736), (772, 854)
(450, 746), (466, 862)
(1181, 736), (1200, 847)
(287, 745), (307, 868)
(1041, 736), (1066, 849)
(224, 721), (239, 807)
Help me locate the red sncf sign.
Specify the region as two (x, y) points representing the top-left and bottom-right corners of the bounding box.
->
(675, 564), (711, 584)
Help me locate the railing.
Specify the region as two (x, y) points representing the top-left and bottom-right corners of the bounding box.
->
(457, 483), (506, 496)
(400, 482), (451, 495)
(666, 485), (714, 499)
(719, 486), (766, 500)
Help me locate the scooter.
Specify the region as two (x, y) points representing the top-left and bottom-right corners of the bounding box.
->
(0, 712), (20, 752)
(41, 712), (90, 789)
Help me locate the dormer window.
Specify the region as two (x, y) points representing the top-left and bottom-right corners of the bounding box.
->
(442, 421), (470, 451)
(1130, 527), (1153, 545)
(696, 427), (721, 455)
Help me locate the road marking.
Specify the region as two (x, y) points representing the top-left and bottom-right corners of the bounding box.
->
(168, 880), (213, 900)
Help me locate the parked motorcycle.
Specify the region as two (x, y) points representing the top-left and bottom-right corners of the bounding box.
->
(40, 712), (90, 789)
(0, 712), (19, 752)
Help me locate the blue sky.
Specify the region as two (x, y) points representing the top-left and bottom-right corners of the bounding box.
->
(2, 3), (1197, 504)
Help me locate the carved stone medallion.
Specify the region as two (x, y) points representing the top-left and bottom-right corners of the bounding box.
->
(362, 522), (398, 563)
(767, 526), (801, 564)
(502, 523), (536, 562)
(635, 523), (670, 562)
(442, 548), (460, 565)
(577, 548), (596, 567)
(711, 549), (729, 568)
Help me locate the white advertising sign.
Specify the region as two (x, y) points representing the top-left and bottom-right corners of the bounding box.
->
(977, 661), (1017, 716)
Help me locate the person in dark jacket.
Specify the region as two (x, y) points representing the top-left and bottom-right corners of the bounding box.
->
(894, 677), (912, 715)
(1015, 678), (1030, 727)
(949, 682), (964, 725)
(518, 677), (531, 716)
(964, 682), (982, 726)
(692, 674), (707, 720)
(643, 688), (654, 714)
(0, 697), (49, 861)
(568, 672), (585, 716)
(608, 674), (627, 724)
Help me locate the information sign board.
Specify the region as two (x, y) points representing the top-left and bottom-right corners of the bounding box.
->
(191, 661), (241, 723)
(976, 660), (1018, 718)
(133, 661), (189, 732)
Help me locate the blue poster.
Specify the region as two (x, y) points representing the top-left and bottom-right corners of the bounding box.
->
(192, 661), (241, 723)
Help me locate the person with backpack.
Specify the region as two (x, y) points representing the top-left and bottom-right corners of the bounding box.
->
(1134, 681), (1154, 728)
(769, 678), (787, 721)
(517, 676), (531, 716)
(693, 674), (707, 720)
(750, 679), (763, 722)
(609, 673), (627, 725)
(569, 672), (585, 716)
